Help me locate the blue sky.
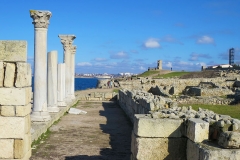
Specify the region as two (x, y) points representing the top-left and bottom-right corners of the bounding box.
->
(1, 0), (240, 74)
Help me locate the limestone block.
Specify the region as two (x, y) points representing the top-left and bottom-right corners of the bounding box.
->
(0, 41), (27, 62)
(1, 105), (15, 116)
(131, 133), (187, 160)
(14, 132), (31, 159)
(187, 139), (199, 160)
(16, 103), (31, 117)
(218, 131), (240, 149)
(134, 114), (183, 137)
(187, 118), (209, 142)
(0, 62), (3, 87)
(24, 114), (31, 134)
(0, 139), (14, 158)
(94, 92), (102, 98)
(105, 92), (113, 99)
(4, 63), (16, 87)
(0, 116), (25, 139)
(15, 62), (32, 87)
(199, 143), (240, 160)
(0, 87), (31, 105)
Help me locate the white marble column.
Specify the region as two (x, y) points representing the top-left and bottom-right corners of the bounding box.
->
(47, 51), (59, 112)
(57, 63), (67, 106)
(30, 10), (52, 121)
(58, 35), (76, 102)
(71, 45), (77, 99)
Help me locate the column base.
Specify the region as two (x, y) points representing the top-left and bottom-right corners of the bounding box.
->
(31, 111), (51, 122)
(69, 94), (75, 100)
(48, 106), (60, 112)
(58, 101), (67, 106)
(65, 95), (75, 103)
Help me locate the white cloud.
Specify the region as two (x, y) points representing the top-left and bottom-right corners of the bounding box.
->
(77, 62), (92, 66)
(165, 62), (172, 68)
(196, 35), (215, 44)
(110, 51), (129, 59)
(143, 38), (160, 48)
(139, 66), (146, 70)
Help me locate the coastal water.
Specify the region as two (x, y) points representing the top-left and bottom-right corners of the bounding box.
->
(32, 77), (98, 91)
(74, 78), (98, 91)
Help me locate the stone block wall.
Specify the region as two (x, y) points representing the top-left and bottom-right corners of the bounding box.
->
(185, 87), (234, 97)
(77, 91), (118, 101)
(119, 89), (240, 160)
(119, 89), (174, 123)
(112, 77), (237, 96)
(176, 95), (234, 105)
(0, 41), (32, 159)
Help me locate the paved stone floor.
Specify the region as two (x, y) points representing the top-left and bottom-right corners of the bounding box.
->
(30, 101), (132, 160)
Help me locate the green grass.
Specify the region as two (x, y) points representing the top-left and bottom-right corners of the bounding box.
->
(179, 104), (240, 119)
(154, 72), (190, 78)
(113, 88), (119, 93)
(138, 70), (159, 77)
(31, 129), (51, 148)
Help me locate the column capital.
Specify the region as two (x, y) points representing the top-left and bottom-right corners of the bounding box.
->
(58, 35), (76, 51)
(71, 45), (77, 54)
(30, 10), (52, 28)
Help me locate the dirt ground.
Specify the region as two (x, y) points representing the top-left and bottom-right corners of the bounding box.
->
(30, 100), (132, 160)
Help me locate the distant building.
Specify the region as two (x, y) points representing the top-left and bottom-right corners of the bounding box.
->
(148, 60), (162, 71)
(206, 64), (233, 70)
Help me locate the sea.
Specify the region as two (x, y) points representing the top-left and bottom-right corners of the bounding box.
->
(74, 78), (98, 91)
(32, 77), (98, 91)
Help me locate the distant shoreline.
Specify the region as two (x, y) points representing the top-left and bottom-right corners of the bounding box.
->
(75, 76), (97, 78)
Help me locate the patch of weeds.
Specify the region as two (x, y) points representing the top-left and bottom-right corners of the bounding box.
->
(113, 88), (119, 93)
(53, 118), (61, 125)
(31, 129), (52, 149)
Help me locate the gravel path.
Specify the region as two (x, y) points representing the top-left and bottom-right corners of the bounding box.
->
(31, 101), (132, 160)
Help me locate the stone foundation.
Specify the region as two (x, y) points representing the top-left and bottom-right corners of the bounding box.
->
(0, 41), (31, 159)
(119, 89), (240, 160)
(76, 91), (118, 101)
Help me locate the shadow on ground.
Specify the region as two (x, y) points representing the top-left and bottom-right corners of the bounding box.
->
(65, 101), (133, 160)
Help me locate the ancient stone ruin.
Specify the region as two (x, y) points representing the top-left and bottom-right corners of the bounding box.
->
(119, 89), (240, 159)
(0, 9), (78, 159)
(0, 41), (32, 159)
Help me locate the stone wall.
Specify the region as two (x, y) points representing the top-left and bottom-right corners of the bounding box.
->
(185, 87), (234, 97)
(119, 89), (174, 123)
(176, 95), (234, 105)
(0, 41), (32, 159)
(119, 89), (240, 160)
(77, 91), (118, 101)
(108, 77), (238, 95)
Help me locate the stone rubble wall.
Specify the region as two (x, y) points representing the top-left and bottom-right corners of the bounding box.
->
(176, 95), (234, 105)
(119, 89), (240, 160)
(0, 41), (32, 159)
(76, 92), (118, 101)
(108, 77), (238, 95)
(119, 89), (174, 123)
(185, 87), (234, 97)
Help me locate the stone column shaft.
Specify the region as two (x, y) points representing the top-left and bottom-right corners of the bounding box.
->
(47, 50), (59, 112)
(58, 35), (76, 102)
(71, 45), (77, 99)
(57, 63), (67, 106)
(30, 10), (51, 121)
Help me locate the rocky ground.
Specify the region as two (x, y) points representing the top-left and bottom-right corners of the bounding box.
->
(30, 100), (132, 160)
